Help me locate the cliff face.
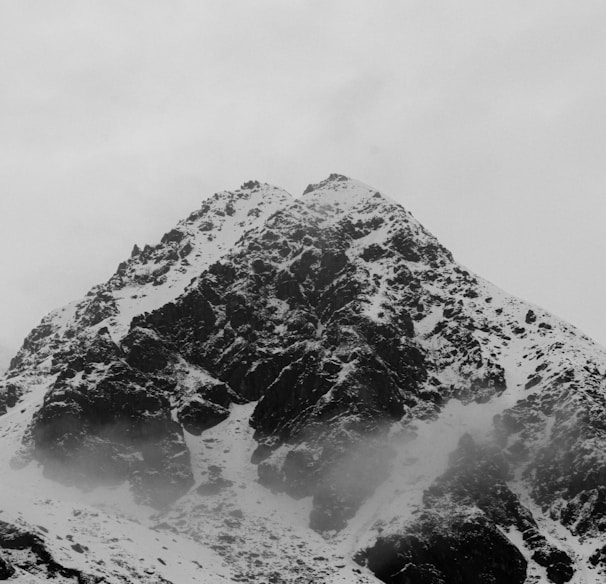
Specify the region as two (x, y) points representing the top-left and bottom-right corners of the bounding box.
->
(1, 175), (606, 583)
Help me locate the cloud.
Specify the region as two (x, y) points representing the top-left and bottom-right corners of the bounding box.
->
(0, 0), (605, 352)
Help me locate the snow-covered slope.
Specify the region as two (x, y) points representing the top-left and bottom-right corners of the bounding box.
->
(1, 174), (606, 583)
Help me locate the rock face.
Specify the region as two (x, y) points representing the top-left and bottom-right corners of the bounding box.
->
(357, 512), (528, 584)
(2, 174), (606, 582)
(357, 435), (574, 584)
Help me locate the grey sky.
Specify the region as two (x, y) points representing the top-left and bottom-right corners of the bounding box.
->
(1, 0), (605, 368)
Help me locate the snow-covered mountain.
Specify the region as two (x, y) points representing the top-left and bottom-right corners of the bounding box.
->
(1, 174), (606, 583)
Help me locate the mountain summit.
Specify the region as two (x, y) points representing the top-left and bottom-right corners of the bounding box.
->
(1, 176), (606, 583)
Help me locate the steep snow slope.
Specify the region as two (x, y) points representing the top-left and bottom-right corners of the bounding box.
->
(1, 174), (606, 583)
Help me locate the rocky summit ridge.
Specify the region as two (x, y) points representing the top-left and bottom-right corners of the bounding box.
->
(1, 174), (606, 583)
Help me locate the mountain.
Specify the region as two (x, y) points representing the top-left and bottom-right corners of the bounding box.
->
(1, 174), (606, 583)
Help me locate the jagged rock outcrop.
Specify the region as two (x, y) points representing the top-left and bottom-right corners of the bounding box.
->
(355, 433), (576, 584)
(356, 511), (528, 584)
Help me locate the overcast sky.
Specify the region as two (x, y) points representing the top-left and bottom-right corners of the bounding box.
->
(1, 0), (605, 368)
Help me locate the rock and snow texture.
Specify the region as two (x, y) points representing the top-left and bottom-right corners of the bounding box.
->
(1, 174), (606, 582)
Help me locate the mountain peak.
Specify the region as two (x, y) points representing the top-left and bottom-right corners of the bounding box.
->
(299, 174), (401, 221)
(302, 173), (366, 195)
(235, 180), (292, 198)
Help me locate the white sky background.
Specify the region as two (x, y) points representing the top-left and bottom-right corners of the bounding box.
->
(0, 0), (605, 367)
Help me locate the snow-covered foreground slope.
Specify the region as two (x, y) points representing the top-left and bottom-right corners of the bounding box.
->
(1, 174), (606, 583)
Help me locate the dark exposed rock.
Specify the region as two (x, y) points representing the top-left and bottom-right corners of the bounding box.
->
(179, 242), (193, 258)
(357, 434), (575, 584)
(389, 230), (421, 262)
(0, 381), (22, 414)
(140, 290), (217, 339)
(30, 361), (193, 506)
(317, 250), (348, 286)
(251, 258), (269, 273)
(590, 544), (606, 570)
(423, 435), (574, 584)
(518, 373), (606, 537)
(250, 349), (334, 440)
(525, 374), (542, 390)
(177, 398), (229, 435)
(238, 353), (294, 401)
(315, 279), (361, 321)
(115, 260), (128, 276)
(356, 512), (527, 584)
(122, 327), (173, 373)
(524, 310), (537, 324)
(73, 328), (122, 366)
(161, 228), (185, 244)
(78, 289), (118, 328)
(361, 243), (387, 262)
(290, 249), (320, 283)
(275, 271), (304, 304)
(241, 180), (261, 190)
(197, 380), (243, 408)
(0, 552), (14, 580)
(199, 220), (214, 231)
